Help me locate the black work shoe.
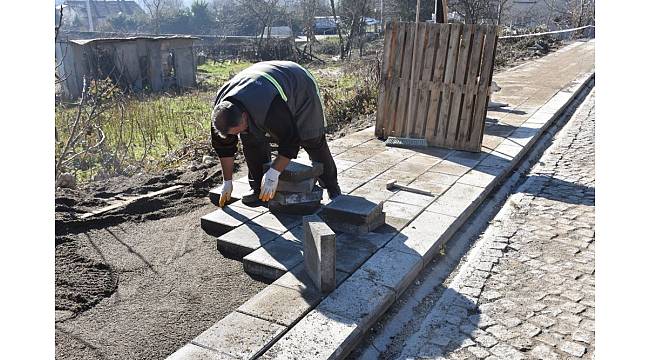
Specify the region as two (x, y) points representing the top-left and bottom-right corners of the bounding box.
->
(242, 190), (263, 206)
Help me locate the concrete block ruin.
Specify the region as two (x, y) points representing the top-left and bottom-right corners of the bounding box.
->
(55, 36), (198, 99)
(303, 215), (336, 293)
(266, 160), (324, 215)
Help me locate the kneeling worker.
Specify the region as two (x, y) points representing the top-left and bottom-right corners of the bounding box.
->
(210, 61), (341, 207)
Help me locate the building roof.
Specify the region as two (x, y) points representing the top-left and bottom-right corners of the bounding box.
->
(63, 1), (145, 18)
(68, 35), (198, 46)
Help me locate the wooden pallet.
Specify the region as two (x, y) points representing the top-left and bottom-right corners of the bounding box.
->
(376, 22), (498, 152)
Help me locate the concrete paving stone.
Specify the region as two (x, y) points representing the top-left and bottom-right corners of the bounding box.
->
(192, 311), (285, 360)
(367, 149), (410, 165)
(260, 309), (361, 360)
(388, 190), (436, 207)
(467, 346), (491, 359)
(216, 224), (284, 259)
(489, 343), (525, 360)
(457, 169), (498, 188)
(237, 284), (320, 327)
(276, 177), (316, 193)
(273, 263), (348, 299)
(478, 151), (513, 171)
(529, 314), (557, 328)
(375, 168), (421, 184)
(321, 194), (383, 225)
(571, 329), (593, 344)
(337, 176), (367, 194)
(486, 324), (517, 341)
(335, 147), (384, 162)
(250, 212), (302, 232)
(351, 159), (394, 173)
(559, 340), (586, 357)
(303, 215), (336, 293)
(350, 178), (398, 203)
(382, 200), (423, 220)
(429, 160), (473, 176)
(426, 182), (486, 219)
(200, 207), (263, 236)
(243, 239), (303, 281)
(265, 160), (323, 182)
(494, 140), (524, 159)
(339, 167), (378, 183)
(446, 150), (490, 167)
(387, 211), (457, 263)
(391, 158), (434, 174)
(166, 343), (236, 359)
(530, 344), (560, 360)
(334, 158), (358, 173)
(517, 322), (542, 337)
(474, 334), (498, 348)
(268, 199), (321, 215)
(334, 232), (378, 273)
(229, 199), (269, 214)
(327, 212), (386, 235)
(469, 314), (497, 329)
(509, 337), (535, 351)
(357, 246), (423, 296)
(317, 271), (396, 332)
(272, 188), (323, 205)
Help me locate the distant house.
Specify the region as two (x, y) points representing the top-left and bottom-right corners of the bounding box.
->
(313, 16), (339, 35)
(55, 36), (198, 99)
(57, 1), (145, 31)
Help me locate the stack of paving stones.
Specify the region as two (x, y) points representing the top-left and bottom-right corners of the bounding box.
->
(265, 160), (325, 215)
(320, 194), (385, 234)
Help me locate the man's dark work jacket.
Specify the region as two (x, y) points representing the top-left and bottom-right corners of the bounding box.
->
(211, 61), (326, 159)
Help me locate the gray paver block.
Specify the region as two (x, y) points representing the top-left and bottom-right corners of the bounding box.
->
(208, 181), (251, 206)
(216, 224), (283, 259)
(243, 239), (303, 281)
(458, 169), (498, 188)
(273, 263), (348, 299)
(317, 271), (396, 332)
(229, 199), (269, 214)
(200, 207), (262, 236)
(276, 177), (316, 193)
(358, 246), (423, 297)
(237, 284), (320, 327)
(192, 311), (285, 359)
(387, 211), (458, 263)
(273, 188), (323, 205)
(261, 309), (361, 360)
(429, 160), (473, 176)
(320, 194), (383, 225)
(166, 343), (236, 359)
(250, 212), (302, 232)
(388, 190), (436, 207)
(268, 200), (321, 216)
(334, 232), (377, 274)
(327, 212), (386, 235)
(303, 215), (337, 293)
(426, 182), (487, 219)
(265, 160), (323, 182)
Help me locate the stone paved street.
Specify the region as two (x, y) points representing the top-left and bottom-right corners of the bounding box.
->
(397, 90), (595, 360)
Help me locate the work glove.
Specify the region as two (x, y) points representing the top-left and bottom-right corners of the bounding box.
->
(219, 180), (233, 207)
(259, 167), (281, 202)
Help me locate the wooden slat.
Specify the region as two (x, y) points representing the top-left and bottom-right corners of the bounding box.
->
(382, 23), (408, 137)
(445, 24), (475, 148)
(375, 21), (397, 138)
(424, 23), (451, 144)
(405, 22), (429, 137)
(394, 22), (416, 136)
(433, 23), (462, 144)
(468, 26), (498, 150)
(456, 25), (486, 146)
(414, 24), (440, 138)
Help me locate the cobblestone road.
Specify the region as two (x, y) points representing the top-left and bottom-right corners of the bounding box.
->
(398, 90), (595, 360)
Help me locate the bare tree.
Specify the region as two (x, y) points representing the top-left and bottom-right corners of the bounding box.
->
(141, 0), (168, 34)
(543, 0), (595, 29)
(450, 0), (491, 24)
(329, 0), (345, 59)
(492, 0), (511, 26)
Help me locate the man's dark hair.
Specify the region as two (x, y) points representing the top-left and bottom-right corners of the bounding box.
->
(211, 100), (243, 138)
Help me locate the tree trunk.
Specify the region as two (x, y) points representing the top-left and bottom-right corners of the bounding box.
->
(329, 0), (345, 60)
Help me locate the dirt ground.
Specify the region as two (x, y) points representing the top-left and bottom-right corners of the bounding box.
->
(53, 38), (575, 360)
